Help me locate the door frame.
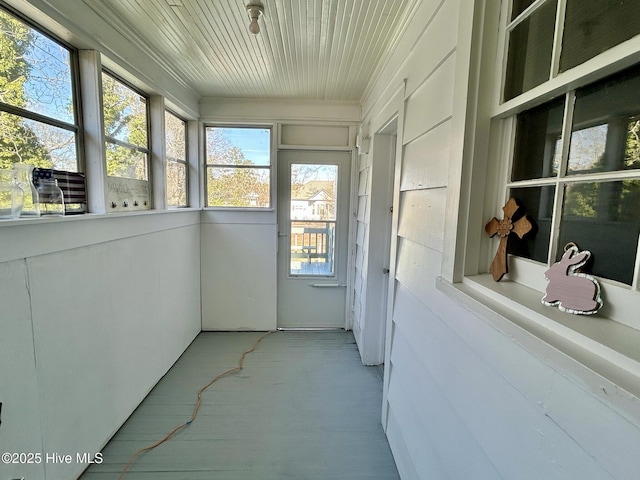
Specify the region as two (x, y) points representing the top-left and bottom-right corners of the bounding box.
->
(355, 121), (397, 364)
(276, 148), (357, 330)
(381, 84), (407, 430)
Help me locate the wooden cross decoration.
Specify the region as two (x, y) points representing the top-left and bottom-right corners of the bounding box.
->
(485, 198), (533, 281)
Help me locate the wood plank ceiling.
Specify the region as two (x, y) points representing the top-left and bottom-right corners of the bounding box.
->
(82, 0), (421, 101)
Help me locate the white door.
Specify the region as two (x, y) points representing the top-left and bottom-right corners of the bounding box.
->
(277, 150), (351, 328)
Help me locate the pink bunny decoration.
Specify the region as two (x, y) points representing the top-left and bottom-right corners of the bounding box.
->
(542, 244), (603, 315)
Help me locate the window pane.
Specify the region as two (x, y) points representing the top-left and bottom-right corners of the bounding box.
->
(504, 0), (557, 101)
(290, 221), (335, 276)
(205, 126), (271, 208)
(102, 72), (147, 147)
(165, 111), (186, 160)
(512, 0), (536, 20)
(291, 164), (337, 221)
(512, 97), (564, 180)
(508, 186), (555, 263)
(167, 160), (187, 207)
(207, 166), (270, 207)
(0, 9), (74, 124)
(568, 64), (640, 174)
(206, 127), (270, 166)
(558, 180), (640, 285)
(0, 111), (76, 170)
(561, 0), (640, 72)
(567, 124), (608, 174)
(105, 143), (147, 180)
(165, 111), (187, 207)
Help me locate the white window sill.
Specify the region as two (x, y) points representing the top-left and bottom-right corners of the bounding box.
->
(437, 274), (640, 401)
(203, 207), (275, 212)
(0, 207), (201, 227)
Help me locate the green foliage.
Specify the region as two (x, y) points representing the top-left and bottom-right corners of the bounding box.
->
(102, 72), (148, 179)
(0, 10), (52, 169)
(207, 166), (270, 207)
(0, 11), (29, 107)
(206, 129), (270, 207)
(625, 119), (640, 169)
(564, 183), (597, 218)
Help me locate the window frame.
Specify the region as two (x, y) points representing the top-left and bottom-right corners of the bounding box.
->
(0, 3), (83, 173)
(203, 124), (274, 210)
(478, 0), (640, 332)
(164, 109), (189, 208)
(101, 69), (151, 181)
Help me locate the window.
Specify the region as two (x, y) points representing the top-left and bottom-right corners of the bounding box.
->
(165, 110), (188, 207)
(204, 126), (271, 208)
(487, 0), (640, 329)
(0, 6), (79, 171)
(102, 71), (149, 180)
(503, 0), (640, 101)
(509, 65), (640, 287)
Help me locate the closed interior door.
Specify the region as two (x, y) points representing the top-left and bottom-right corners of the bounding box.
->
(277, 150), (351, 328)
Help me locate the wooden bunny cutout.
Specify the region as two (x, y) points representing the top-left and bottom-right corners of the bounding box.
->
(542, 244), (603, 315)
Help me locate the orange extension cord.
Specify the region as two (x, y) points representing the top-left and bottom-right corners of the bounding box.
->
(118, 330), (275, 479)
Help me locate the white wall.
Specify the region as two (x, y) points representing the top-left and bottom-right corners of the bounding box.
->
(359, 0), (640, 479)
(200, 211), (278, 330)
(0, 212), (201, 480)
(199, 99), (360, 331)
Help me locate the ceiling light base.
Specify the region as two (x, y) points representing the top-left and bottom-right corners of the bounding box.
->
(246, 4), (264, 34)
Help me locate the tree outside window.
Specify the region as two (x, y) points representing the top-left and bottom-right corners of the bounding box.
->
(102, 72), (148, 180)
(0, 7), (78, 171)
(165, 110), (187, 207)
(205, 126), (271, 208)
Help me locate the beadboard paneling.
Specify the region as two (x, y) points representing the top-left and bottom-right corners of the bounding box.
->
(79, 0), (421, 101)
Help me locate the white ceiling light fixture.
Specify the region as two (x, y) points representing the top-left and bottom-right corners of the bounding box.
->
(246, 4), (264, 34)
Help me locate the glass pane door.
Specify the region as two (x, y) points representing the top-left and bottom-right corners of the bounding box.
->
(289, 163), (338, 276)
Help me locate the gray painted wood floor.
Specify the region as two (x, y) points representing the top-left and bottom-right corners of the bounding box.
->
(80, 331), (400, 479)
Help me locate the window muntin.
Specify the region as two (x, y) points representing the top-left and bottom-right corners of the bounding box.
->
(568, 67), (640, 174)
(165, 110), (187, 207)
(511, 97), (564, 180)
(508, 64), (640, 286)
(0, 7), (79, 171)
(102, 71), (149, 180)
(507, 186), (554, 264)
(504, 0), (557, 101)
(511, 0), (536, 20)
(205, 126), (271, 208)
(503, 0), (640, 102)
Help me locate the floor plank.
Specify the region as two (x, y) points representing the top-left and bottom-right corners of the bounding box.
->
(80, 331), (399, 479)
